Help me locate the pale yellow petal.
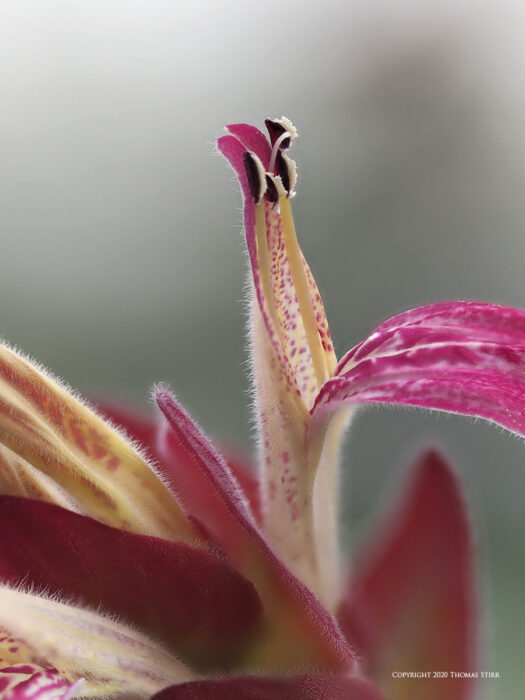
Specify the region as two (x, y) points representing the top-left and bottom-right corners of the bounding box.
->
(0, 444), (82, 513)
(0, 343), (194, 540)
(252, 300), (352, 610)
(0, 586), (193, 697)
(0, 624), (48, 667)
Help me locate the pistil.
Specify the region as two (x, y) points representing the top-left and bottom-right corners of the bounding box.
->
(269, 131), (292, 173)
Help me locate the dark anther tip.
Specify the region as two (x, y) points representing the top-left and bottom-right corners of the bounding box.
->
(265, 118), (292, 150)
(275, 151), (297, 197)
(276, 150), (290, 193)
(265, 174), (280, 204)
(243, 151), (266, 202)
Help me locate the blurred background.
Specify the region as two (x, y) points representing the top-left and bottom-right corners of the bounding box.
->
(1, 1), (524, 696)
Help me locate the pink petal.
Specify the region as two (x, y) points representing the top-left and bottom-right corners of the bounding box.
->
(151, 675), (384, 700)
(0, 666), (78, 700)
(338, 451), (476, 700)
(155, 390), (356, 672)
(314, 301), (525, 436)
(225, 123), (272, 167)
(216, 134), (257, 267)
(0, 496), (262, 670)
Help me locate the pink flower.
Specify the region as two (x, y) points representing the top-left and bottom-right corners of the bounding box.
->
(0, 116), (521, 698)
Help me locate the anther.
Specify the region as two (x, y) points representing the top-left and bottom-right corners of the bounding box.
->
(275, 151), (298, 197)
(267, 117), (298, 174)
(265, 173), (286, 206)
(243, 151), (267, 203)
(265, 117), (298, 150)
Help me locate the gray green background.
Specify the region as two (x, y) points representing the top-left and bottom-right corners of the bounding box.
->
(1, 2), (524, 696)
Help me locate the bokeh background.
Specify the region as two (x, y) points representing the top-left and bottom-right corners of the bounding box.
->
(1, 2), (524, 696)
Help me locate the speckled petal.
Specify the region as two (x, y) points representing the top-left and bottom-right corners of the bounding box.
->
(0, 445), (81, 513)
(314, 302), (525, 438)
(0, 344), (193, 541)
(0, 586), (191, 697)
(218, 127), (339, 601)
(0, 666), (80, 700)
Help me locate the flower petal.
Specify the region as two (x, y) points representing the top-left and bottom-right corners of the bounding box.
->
(0, 496), (262, 670)
(225, 123), (272, 166)
(0, 343), (193, 540)
(151, 675), (384, 700)
(338, 451), (476, 700)
(0, 445), (81, 513)
(218, 133), (336, 409)
(219, 450), (262, 525)
(98, 401), (262, 524)
(94, 402), (158, 456)
(0, 666), (80, 700)
(0, 586), (191, 697)
(314, 302), (525, 437)
(218, 130), (339, 601)
(156, 390), (356, 673)
(0, 630), (74, 698)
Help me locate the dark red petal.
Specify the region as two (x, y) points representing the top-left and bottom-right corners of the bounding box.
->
(155, 390), (356, 672)
(338, 451), (477, 700)
(152, 675), (384, 700)
(0, 496), (262, 670)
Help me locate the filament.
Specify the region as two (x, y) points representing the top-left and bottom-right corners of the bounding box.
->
(279, 196), (328, 389)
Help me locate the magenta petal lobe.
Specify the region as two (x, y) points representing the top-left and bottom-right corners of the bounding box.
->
(314, 301), (525, 436)
(225, 123), (272, 167)
(0, 666), (79, 700)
